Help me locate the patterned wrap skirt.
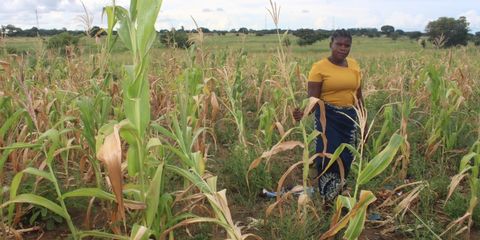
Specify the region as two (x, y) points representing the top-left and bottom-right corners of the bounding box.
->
(314, 102), (357, 201)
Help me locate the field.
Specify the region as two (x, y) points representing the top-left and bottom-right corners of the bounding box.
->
(1, 8), (480, 240)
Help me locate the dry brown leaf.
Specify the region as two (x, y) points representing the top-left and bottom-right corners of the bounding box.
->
(260, 141), (304, 159)
(394, 184), (424, 218)
(83, 197), (95, 230)
(445, 170), (468, 204)
(440, 212), (470, 237)
(0, 60), (11, 78)
(297, 193), (309, 207)
(96, 125), (125, 223)
(274, 122), (285, 137)
(246, 141), (304, 188)
(304, 97), (327, 151)
(210, 92), (219, 121)
(274, 161), (303, 216)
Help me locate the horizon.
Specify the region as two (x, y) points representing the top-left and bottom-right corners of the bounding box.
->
(1, 0), (479, 33)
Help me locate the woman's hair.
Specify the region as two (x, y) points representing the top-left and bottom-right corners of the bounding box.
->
(330, 29), (352, 42)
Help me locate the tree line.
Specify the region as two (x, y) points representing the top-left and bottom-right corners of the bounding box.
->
(2, 16), (479, 48)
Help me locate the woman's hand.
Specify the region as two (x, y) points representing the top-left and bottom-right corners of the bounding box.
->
(293, 108), (304, 122)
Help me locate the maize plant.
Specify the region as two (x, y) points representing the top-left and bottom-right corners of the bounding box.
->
(424, 66), (465, 157)
(443, 140), (480, 238)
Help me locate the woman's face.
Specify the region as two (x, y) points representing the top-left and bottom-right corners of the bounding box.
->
(330, 36), (352, 61)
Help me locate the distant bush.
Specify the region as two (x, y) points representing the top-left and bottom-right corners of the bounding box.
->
(406, 31), (422, 40)
(473, 32), (480, 46)
(293, 29), (329, 46)
(159, 29), (191, 48)
(46, 32), (79, 49)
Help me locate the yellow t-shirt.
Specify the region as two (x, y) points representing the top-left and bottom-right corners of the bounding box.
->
(308, 57), (361, 107)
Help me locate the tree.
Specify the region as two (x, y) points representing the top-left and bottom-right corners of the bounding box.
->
(425, 16), (469, 47)
(406, 31), (422, 40)
(199, 27), (210, 33)
(5, 24), (22, 36)
(292, 28), (329, 46)
(238, 27), (249, 34)
(46, 32), (80, 51)
(159, 28), (191, 48)
(381, 25), (395, 36)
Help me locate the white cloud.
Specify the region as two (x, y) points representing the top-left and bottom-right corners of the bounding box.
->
(314, 16), (330, 29)
(383, 12), (429, 31)
(461, 10), (480, 32)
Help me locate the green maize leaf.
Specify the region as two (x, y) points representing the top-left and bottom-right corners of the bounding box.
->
(1, 143), (41, 175)
(98, 95), (112, 125)
(136, 0), (163, 58)
(22, 167), (54, 182)
(62, 188), (116, 200)
(151, 123), (176, 140)
(162, 144), (194, 167)
(0, 96), (11, 109)
(190, 127), (208, 150)
(1, 194), (67, 219)
(320, 191), (376, 240)
(0, 142), (41, 150)
(77, 97), (96, 150)
(165, 164), (211, 193)
(343, 200), (369, 240)
(129, 0), (138, 20)
(8, 171), (24, 223)
(102, 6), (119, 51)
(115, 7), (133, 52)
(102, 6), (117, 36)
(39, 129), (60, 142)
(0, 108), (26, 140)
(159, 193), (174, 226)
(130, 224), (151, 240)
(146, 162), (164, 227)
(307, 130), (321, 145)
(358, 134), (403, 185)
(127, 143), (140, 177)
(337, 195), (356, 211)
(78, 230), (129, 240)
(460, 152), (477, 171)
(52, 116), (77, 129)
(123, 66), (151, 137)
(373, 105), (393, 153)
(146, 137), (162, 150)
(318, 143), (360, 177)
(63, 188), (145, 209)
(46, 141), (60, 166)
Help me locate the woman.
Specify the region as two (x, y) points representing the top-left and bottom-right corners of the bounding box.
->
(294, 29), (363, 201)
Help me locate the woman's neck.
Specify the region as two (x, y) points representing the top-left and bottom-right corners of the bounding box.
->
(328, 56), (347, 67)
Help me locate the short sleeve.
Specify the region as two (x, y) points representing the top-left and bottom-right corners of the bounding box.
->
(308, 63), (323, 82)
(348, 58), (362, 84)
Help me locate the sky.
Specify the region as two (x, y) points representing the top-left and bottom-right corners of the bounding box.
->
(1, 0), (479, 32)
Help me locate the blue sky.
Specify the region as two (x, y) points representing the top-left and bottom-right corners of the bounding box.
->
(1, 0), (479, 32)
